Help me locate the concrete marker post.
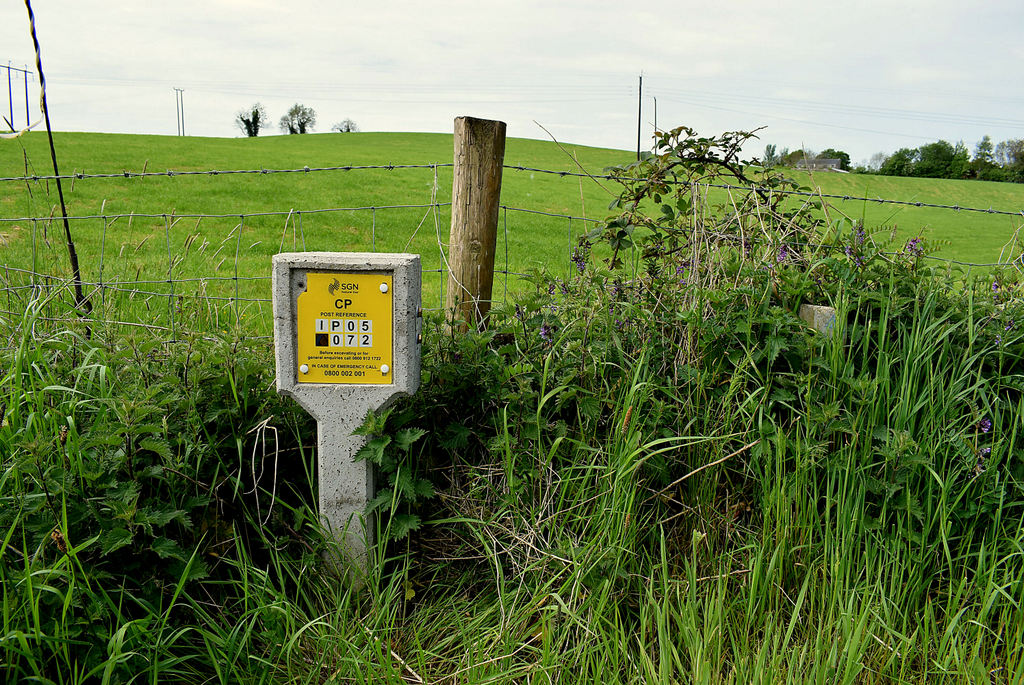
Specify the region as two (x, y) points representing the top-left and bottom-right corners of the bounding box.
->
(272, 252), (421, 578)
(799, 304), (837, 335)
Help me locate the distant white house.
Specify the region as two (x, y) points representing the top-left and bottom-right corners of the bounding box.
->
(795, 158), (845, 171)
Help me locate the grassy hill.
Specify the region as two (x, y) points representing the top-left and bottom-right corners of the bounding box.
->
(0, 132), (630, 329)
(2, 131), (1023, 332)
(788, 169), (1024, 266)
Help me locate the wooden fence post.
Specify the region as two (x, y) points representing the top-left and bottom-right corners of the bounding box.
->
(445, 116), (506, 332)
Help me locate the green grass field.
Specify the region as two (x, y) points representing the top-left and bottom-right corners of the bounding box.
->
(0, 132), (631, 333)
(2, 131), (1024, 335)
(788, 169), (1024, 265)
(5, 129), (1024, 682)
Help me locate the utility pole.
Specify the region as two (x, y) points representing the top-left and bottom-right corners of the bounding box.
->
(7, 61), (13, 130)
(636, 73), (642, 161)
(652, 95), (657, 134)
(23, 65), (29, 126)
(1, 63), (33, 130)
(173, 87), (185, 136)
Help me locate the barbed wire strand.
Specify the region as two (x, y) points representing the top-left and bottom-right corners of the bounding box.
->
(4, 166), (1024, 345)
(4, 202), (1023, 298)
(0, 202), (453, 224)
(6, 159), (1021, 218)
(0, 163), (454, 183)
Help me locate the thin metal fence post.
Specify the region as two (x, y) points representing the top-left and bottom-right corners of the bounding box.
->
(164, 214), (176, 340)
(234, 215), (243, 324)
(567, 216), (572, 269)
(98, 215), (110, 315)
(503, 206), (508, 302)
(31, 218), (37, 286)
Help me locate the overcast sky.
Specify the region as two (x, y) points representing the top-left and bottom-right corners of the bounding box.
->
(2, 0), (1023, 165)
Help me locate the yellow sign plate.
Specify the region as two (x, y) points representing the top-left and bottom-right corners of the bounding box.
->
(296, 272), (393, 384)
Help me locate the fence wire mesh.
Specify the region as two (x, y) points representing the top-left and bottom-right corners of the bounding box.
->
(2, 159), (1023, 346)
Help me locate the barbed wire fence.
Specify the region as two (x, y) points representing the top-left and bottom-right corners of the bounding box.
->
(0, 161), (606, 344)
(2, 157), (1024, 347)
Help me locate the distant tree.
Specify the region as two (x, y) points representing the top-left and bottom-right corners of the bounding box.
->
(279, 104), (317, 134)
(818, 148), (851, 171)
(331, 118), (359, 133)
(995, 139), (1024, 182)
(780, 147), (814, 167)
(995, 140), (1013, 167)
(914, 140), (958, 178)
(235, 103), (268, 137)
(970, 135), (999, 180)
(949, 141), (971, 179)
(865, 152), (889, 173)
(974, 135), (994, 164)
(995, 138), (1024, 165)
(879, 148), (918, 176)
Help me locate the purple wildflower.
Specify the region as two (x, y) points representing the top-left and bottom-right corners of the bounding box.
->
(548, 282), (557, 295)
(979, 417), (992, 433)
(539, 323), (554, 343)
(777, 244), (788, 263)
(1006, 320), (1015, 332)
(904, 237), (924, 257)
(571, 240), (591, 274)
(844, 246), (865, 268)
(979, 447), (992, 458)
(571, 251), (587, 273)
